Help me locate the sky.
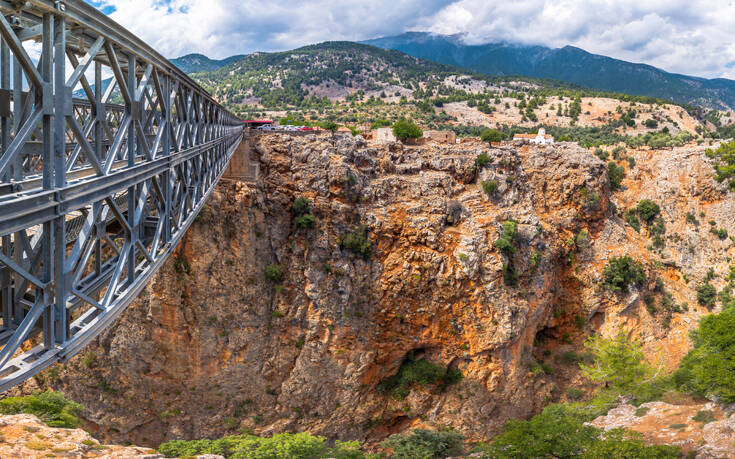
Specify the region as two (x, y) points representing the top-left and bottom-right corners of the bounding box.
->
(85, 0), (735, 80)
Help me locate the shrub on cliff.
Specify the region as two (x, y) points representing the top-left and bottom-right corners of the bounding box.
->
(708, 140), (735, 190)
(264, 264), (284, 283)
(392, 119), (423, 141)
(292, 196), (310, 215)
(0, 391), (83, 428)
(382, 429), (464, 458)
(340, 225), (372, 260)
(607, 162), (625, 190)
(675, 307), (735, 403)
(475, 153), (491, 168)
(602, 257), (645, 292)
(158, 432), (364, 458)
(377, 357), (462, 399)
(293, 197), (316, 229)
(481, 180), (498, 195)
(696, 283), (717, 307)
(636, 199), (660, 224)
(495, 220), (519, 256)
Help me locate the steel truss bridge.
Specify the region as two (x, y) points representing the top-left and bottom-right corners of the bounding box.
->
(0, 1), (242, 390)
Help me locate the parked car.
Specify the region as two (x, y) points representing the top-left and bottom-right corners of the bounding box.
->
(300, 126), (315, 131)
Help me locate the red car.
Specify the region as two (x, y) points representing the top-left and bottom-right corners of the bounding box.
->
(300, 126), (315, 131)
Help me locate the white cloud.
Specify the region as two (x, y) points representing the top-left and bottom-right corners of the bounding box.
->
(418, 0), (735, 79)
(89, 0), (735, 79)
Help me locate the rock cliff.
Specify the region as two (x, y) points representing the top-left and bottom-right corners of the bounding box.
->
(21, 134), (734, 448)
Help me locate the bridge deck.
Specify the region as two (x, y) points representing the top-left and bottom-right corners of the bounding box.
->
(0, 0), (242, 390)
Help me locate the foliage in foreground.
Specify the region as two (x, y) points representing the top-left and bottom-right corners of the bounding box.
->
(580, 332), (667, 404)
(382, 429), (464, 459)
(159, 432), (364, 459)
(0, 391), (83, 428)
(675, 306), (735, 402)
(480, 403), (678, 458)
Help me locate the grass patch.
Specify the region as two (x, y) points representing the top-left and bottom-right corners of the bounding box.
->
(0, 392), (82, 428)
(692, 410), (716, 424)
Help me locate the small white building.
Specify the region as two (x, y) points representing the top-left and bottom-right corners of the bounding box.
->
(374, 127), (397, 143)
(514, 128), (554, 145)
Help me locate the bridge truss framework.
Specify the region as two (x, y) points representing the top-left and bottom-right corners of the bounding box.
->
(0, 0), (242, 390)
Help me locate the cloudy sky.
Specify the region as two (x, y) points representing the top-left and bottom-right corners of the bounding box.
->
(86, 0), (735, 80)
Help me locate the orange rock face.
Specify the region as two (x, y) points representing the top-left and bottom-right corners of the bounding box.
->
(19, 135), (734, 448)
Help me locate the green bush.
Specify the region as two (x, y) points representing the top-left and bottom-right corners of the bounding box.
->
(607, 162), (625, 190)
(603, 257), (645, 292)
(580, 332), (659, 398)
(264, 264), (284, 283)
(475, 153), (491, 168)
(340, 225), (372, 260)
(692, 410), (716, 424)
(675, 307), (735, 402)
(594, 148), (609, 161)
(624, 211), (640, 232)
(567, 387), (584, 400)
(611, 146), (626, 159)
(0, 391), (83, 428)
(480, 129), (503, 143)
(377, 357), (462, 399)
(295, 214), (316, 229)
(481, 180), (498, 195)
(696, 283), (717, 307)
(711, 227), (729, 240)
(293, 197), (310, 216)
(158, 432), (364, 458)
(495, 220), (519, 256)
(382, 429), (464, 459)
(708, 141), (735, 190)
(636, 199), (660, 224)
(392, 119), (423, 141)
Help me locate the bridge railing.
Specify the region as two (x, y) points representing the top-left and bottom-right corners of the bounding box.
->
(0, 0), (242, 390)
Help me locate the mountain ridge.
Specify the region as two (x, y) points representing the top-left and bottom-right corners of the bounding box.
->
(361, 32), (735, 109)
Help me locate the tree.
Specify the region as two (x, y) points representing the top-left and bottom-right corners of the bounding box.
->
(675, 307), (735, 402)
(636, 199), (660, 224)
(495, 220), (518, 256)
(707, 141), (735, 190)
(607, 162), (625, 190)
(603, 256), (645, 292)
(321, 120), (338, 133)
(580, 331), (657, 395)
(696, 283), (717, 307)
(392, 119), (423, 141)
(480, 129), (503, 143)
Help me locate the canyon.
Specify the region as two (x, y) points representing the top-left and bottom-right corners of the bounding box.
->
(15, 133), (735, 452)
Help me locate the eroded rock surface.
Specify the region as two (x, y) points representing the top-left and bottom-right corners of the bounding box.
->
(0, 414), (163, 458)
(590, 400), (735, 458)
(19, 135), (734, 448)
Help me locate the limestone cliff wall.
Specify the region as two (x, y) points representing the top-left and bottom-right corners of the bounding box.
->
(22, 135), (734, 447)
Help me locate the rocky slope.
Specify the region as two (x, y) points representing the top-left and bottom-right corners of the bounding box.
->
(590, 400), (735, 458)
(19, 133), (735, 449)
(0, 414), (162, 458)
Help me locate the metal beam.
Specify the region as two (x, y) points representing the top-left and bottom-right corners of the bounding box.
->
(0, 0), (242, 390)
